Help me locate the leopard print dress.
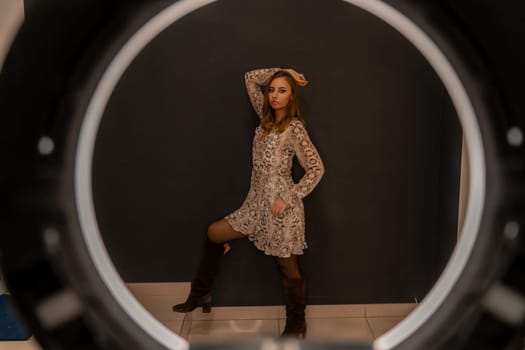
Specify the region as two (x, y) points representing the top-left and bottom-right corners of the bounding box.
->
(224, 68), (325, 258)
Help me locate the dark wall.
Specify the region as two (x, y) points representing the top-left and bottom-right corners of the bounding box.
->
(25, 0), (463, 305)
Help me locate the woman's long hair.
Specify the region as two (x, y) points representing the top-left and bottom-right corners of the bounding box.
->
(260, 70), (306, 133)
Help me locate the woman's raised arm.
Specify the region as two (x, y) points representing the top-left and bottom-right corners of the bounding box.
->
(244, 68), (280, 118)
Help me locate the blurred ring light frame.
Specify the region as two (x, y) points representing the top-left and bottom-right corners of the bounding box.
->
(74, 0), (484, 349)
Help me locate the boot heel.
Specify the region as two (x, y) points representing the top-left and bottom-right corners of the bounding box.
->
(202, 303), (212, 313)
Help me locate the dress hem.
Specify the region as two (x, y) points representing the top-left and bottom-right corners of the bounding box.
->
(224, 216), (306, 258)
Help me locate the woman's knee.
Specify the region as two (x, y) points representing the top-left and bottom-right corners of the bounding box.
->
(207, 221), (219, 242)
(207, 219), (231, 244)
(207, 219), (245, 244)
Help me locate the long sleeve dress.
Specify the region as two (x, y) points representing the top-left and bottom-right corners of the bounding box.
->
(224, 68), (325, 258)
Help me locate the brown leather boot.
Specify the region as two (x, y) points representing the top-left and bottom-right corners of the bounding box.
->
(281, 278), (307, 338)
(172, 235), (225, 313)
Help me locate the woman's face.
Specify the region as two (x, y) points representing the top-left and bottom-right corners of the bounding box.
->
(268, 77), (293, 112)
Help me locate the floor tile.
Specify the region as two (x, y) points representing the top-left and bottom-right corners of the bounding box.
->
(132, 294), (186, 322)
(159, 320), (184, 335)
(367, 317), (405, 338)
(277, 304), (366, 319)
(278, 318), (374, 342)
(0, 293), (411, 349)
(179, 314), (192, 340)
(191, 306), (281, 321)
(0, 281), (418, 349)
(188, 319), (279, 342)
(127, 282), (190, 298)
(0, 338), (41, 350)
(365, 303), (417, 318)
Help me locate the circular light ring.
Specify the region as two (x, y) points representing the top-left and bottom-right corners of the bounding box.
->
(76, 2), (221, 349)
(74, 0), (485, 349)
(341, 2), (485, 349)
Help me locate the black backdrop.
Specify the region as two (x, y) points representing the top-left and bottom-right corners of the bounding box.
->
(28, 0), (463, 305)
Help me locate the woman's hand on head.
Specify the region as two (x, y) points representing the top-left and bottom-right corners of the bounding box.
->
(285, 69), (308, 87)
(270, 198), (288, 216)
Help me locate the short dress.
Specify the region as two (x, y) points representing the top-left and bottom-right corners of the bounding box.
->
(225, 68), (325, 258)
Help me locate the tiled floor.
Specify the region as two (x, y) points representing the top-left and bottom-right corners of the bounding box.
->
(0, 283), (417, 349)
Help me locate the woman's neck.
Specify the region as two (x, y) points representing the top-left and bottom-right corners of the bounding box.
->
(274, 109), (286, 122)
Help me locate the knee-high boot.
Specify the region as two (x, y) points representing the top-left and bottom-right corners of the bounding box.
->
(172, 235), (225, 313)
(281, 278), (307, 338)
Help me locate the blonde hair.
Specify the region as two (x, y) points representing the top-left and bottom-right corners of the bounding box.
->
(260, 70), (306, 133)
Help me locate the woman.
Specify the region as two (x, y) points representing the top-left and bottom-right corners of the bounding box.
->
(172, 68), (325, 338)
